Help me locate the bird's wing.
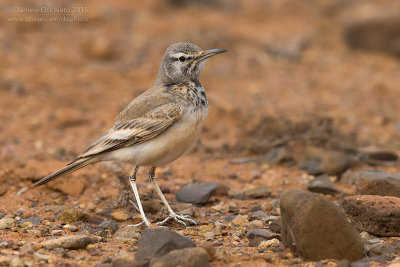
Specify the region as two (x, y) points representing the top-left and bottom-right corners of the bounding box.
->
(74, 103), (183, 160)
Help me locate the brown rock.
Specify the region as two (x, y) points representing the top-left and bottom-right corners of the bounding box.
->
(149, 247), (209, 267)
(57, 209), (89, 223)
(280, 190), (363, 261)
(41, 235), (97, 250)
(342, 195), (400, 236)
(301, 148), (353, 176)
(344, 14), (400, 58)
(355, 169), (400, 197)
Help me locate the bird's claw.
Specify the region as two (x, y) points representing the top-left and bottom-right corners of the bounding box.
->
(156, 213), (197, 226)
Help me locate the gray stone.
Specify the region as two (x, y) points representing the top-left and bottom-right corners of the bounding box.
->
(149, 247), (209, 267)
(269, 219), (282, 233)
(246, 229), (280, 247)
(366, 242), (396, 258)
(98, 220), (119, 233)
(244, 186), (271, 199)
(248, 210), (268, 221)
(135, 228), (195, 261)
(20, 216), (41, 226)
(176, 183), (218, 204)
(307, 174), (338, 195)
(280, 190), (363, 261)
(355, 169), (400, 197)
(342, 195), (400, 236)
(40, 235), (98, 250)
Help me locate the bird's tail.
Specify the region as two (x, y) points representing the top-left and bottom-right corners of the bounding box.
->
(32, 158), (93, 187)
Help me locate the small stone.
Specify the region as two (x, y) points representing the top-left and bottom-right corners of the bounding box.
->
(355, 169), (400, 197)
(342, 195), (400, 236)
(135, 228), (195, 261)
(0, 241), (8, 248)
(227, 189), (246, 200)
(40, 235), (97, 250)
(340, 170), (358, 185)
(113, 227), (141, 242)
(300, 148), (353, 176)
(98, 220), (119, 233)
(20, 216), (41, 226)
(149, 247), (209, 267)
(366, 242), (396, 257)
(51, 230), (63, 236)
(258, 238), (280, 249)
(53, 198), (64, 205)
(231, 215), (249, 226)
(246, 229), (281, 247)
(47, 177), (87, 196)
(307, 174), (339, 195)
(111, 211), (130, 222)
(249, 210), (268, 221)
(344, 14), (400, 58)
(244, 186), (271, 198)
(19, 221), (33, 228)
(269, 219), (282, 233)
(280, 190), (363, 261)
(175, 183), (219, 204)
(0, 217), (16, 229)
(33, 252), (49, 262)
(57, 209), (89, 223)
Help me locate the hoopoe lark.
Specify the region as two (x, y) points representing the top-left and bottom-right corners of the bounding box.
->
(33, 42), (227, 226)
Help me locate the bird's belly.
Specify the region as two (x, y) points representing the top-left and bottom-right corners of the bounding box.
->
(106, 109), (207, 166)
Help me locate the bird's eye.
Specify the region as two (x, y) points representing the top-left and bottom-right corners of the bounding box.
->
(178, 56), (186, 62)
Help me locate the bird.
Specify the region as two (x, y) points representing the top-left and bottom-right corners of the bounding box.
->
(33, 42), (227, 227)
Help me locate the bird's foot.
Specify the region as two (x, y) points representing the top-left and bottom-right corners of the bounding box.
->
(156, 213), (197, 226)
(127, 218), (151, 227)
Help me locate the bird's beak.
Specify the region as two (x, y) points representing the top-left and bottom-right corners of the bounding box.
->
(197, 48), (227, 61)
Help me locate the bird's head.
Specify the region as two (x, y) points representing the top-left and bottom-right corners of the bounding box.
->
(156, 42), (227, 85)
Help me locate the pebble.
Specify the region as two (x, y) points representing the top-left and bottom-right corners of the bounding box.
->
(149, 247), (209, 267)
(339, 169), (358, 185)
(300, 148), (353, 176)
(51, 230), (63, 236)
(40, 235), (98, 250)
(344, 14), (400, 58)
(57, 209), (89, 223)
(20, 216), (42, 226)
(0, 241), (8, 248)
(175, 183), (219, 204)
(0, 217), (16, 230)
(135, 228), (195, 261)
(33, 252), (49, 262)
(98, 220), (119, 233)
(246, 229), (281, 247)
(342, 195), (400, 236)
(231, 215), (249, 226)
(366, 242), (396, 257)
(113, 227), (141, 242)
(244, 186), (271, 198)
(269, 219), (282, 233)
(9, 257), (25, 267)
(111, 211), (130, 222)
(258, 238), (280, 249)
(355, 169), (400, 197)
(280, 190), (363, 261)
(307, 174), (338, 195)
(248, 210), (268, 221)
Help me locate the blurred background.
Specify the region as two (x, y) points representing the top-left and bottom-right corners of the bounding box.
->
(1, 0), (400, 209)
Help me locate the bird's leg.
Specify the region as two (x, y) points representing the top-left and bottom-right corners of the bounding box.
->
(127, 166), (151, 227)
(148, 167), (197, 226)
(117, 173), (135, 208)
